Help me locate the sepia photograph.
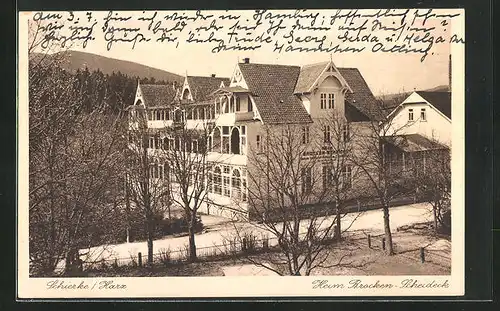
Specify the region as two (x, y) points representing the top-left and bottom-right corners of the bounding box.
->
(17, 8), (465, 297)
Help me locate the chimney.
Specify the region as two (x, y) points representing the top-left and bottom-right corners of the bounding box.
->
(211, 74), (216, 78)
(243, 57), (250, 64)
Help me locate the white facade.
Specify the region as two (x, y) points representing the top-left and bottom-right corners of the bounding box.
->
(385, 92), (452, 147)
(128, 59), (377, 219)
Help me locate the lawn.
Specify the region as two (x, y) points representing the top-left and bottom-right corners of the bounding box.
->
(83, 227), (450, 277)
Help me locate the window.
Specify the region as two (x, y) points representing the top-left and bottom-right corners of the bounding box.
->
(342, 165), (352, 189)
(302, 126), (310, 144)
(342, 124), (350, 142)
(323, 166), (333, 190)
(158, 164), (164, 179)
(248, 96), (253, 111)
(328, 93), (334, 109)
(232, 169), (241, 199)
(242, 178), (247, 201)
(192, 140), (198, 153)
(229, 96), (235, 113)
(223, 176), (230, 197)
(301, 167), (312, 194)
(256, 135), (261, 152)
(323, 125), (331, 143)
(320, 93), (327, 109)
(236, 97), (241, 112)
(213, 167), (222, 195)
(155, 136), (161, 149)
(408, 108), (414, 121)
(156, 110), (161, 120)
(420, 108), (426, 121)
(149, 136), (155, 149)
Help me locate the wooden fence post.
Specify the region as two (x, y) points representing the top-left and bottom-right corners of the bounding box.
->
(138, 252), (142, 267)
(420, 247), (425, 263)
(368, 234), (371, 248)
(382, 237), (386, 251)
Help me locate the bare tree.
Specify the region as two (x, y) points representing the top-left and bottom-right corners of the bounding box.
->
(414, 148), (451, 233)
(28, 64), (125, 275)
(28, 17), (128, 275)
(350, 101), (418, 255)
(228, 123), (352, 276)
(159, 117), (215, 262)
(319, 111), (365, 239)
(124, 109), (170, 265)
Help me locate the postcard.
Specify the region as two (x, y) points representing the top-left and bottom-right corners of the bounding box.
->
(17, 8), (465, 298)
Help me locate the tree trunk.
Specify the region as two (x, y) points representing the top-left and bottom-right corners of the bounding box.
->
(382, 205), (394, 255)
(335, 204), (342, 240)
(432, 204), (439, 233)
(292, 255), (301, 275)
(188, 224), (197, 262)
(146, 219), (154, 265)
(147, 233), (154, 265)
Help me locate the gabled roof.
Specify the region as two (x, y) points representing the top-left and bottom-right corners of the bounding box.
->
(294, 61), (330, 94)
(186, 76), (230, 101)
(415, 91), (451, 119)
(140, 84), (177, 107)
(337, 68), (384, 121)
(238, 63), (312, 124)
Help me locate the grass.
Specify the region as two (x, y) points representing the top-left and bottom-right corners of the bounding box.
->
(82, 228), (450, 277)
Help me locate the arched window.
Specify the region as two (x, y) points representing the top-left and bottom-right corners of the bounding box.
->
(223, 96), (229, 113)
(212, 127), (221, 153)
(231, 127), (241, 154)
(213, 166), (222, 195)
(174, 109), (183, 123)
(232, 169), (241, 199)
(182, 88), (190, 100)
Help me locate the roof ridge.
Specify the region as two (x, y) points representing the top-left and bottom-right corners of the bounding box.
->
(188, 75), (230, 79)
(239, 62), (301, 69)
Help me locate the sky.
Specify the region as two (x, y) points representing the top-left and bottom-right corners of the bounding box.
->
(27, 9), (462, 96)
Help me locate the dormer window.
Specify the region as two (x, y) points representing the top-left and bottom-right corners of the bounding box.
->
(328, 93), (334, 109)
(320, 93), (334, 109)
(320, 93), (327, 109)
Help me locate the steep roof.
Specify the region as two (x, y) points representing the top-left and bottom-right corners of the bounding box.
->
(416, 91), (451, 119)
(337, 68), (385, 121)
(186, 76), (230, 101)
(294, 62), (382, 121)
(238, 63), (312, 124)
(140, 84), (177, 107)
(294, 61), (329, 94)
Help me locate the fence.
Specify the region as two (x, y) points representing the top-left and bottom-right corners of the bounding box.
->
(350, 232), (451, 268)
(83, 227), (339, 271)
